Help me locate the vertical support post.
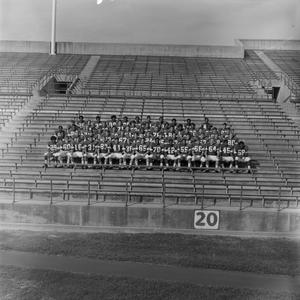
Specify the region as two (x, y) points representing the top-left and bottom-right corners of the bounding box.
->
(12, 178), (15, 204)
(239, 185), (243, 211)
(50, 0), (57, 55)
(278, 186), (281, 211)
(88, 180), (91, 206)
(201, 184), (204, 210)
(162, 169), (165, 208)
(125, 182), (129, 207)
(50, 180), (53, 205)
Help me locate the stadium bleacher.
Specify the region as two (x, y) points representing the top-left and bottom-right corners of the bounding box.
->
(263, 50), (300, 103)
(0, 50), (299, 209)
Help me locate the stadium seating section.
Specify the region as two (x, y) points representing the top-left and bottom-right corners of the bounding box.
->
(0, 50), (299, 209)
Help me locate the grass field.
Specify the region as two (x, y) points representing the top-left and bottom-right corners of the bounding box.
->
(1, 265), (298, 300)
(0, 230), (299, 275)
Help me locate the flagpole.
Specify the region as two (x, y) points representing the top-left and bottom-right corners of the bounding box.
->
(50, 0), (57, 55)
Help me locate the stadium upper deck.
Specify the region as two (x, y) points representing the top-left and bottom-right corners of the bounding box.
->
(0, 52), (89, 95)
(83, 55), (268, 97)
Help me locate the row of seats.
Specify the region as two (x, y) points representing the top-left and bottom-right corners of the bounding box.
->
(0, 95), (299, 208)
(83, 55), (266, 97)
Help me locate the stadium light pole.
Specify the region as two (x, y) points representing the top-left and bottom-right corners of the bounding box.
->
(50, 0), (57, 55)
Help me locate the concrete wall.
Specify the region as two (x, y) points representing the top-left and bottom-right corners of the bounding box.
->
(0, 40), (50, 53)
(239, 39), (300, 50)
(0, 40), (244, 58)
(57, 42), (244, 58)
(0, 202), (299, 234)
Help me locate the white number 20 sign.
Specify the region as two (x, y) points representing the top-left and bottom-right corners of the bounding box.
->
(194, 210), (220, 230)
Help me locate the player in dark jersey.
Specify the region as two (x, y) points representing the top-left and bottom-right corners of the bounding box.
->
(234, 141), (251, 172)
(109, 139), (123, 167)
(97, 138), (111, 167)
(76, 115), (86, 129)
(134, 138), (148, 167)
(220, 139), (234, 170)
(44, 136), (60, 168)
(71, 136), (84, 165)
(205, 138), (220, 171)
(191, 140), (206, 168)
(201, 117), (213, 131)
(59, 137), (73, 167)
(55, 125), (66, 141)
(82, 136), (97, 167)
(177, 139), (189, 169)
(93, 115), (103, 130)
(165, 141), (177, 169)
(151, 138), (163, 167)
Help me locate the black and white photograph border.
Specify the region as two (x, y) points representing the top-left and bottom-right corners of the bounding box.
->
(0, 0), (299, 299)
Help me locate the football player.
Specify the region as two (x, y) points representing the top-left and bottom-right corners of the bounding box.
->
(234, 141), (251, 172)
(44, 135), (60, 167)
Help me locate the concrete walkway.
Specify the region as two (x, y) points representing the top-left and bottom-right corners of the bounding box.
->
(0, 250), (299, 293)
(1, 222), (300, 239)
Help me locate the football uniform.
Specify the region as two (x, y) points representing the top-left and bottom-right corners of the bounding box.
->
(206, 141), (220, 168)
(44, 140), (60, 165)
(234, 144), (251, 163)
(220, 142), (234, 167)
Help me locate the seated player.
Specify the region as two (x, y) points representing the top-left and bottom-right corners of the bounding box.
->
(184, 118), (192, 131)
(134, 138), (148, 168)
(201, 117), (213, 131)
(109, 138), (123, 168)
(220, 139), (234, 170)
(108, 115), (117, 128)
(234, 141), (251, 172)
(71, 136), (84, 165)
(59, 137), (73, 167)
(145, 140), (154, 169)
(97, 137), (111, 167)
(123, 140), (135, 168)
(93, 115), (103, 130)
(44, 135), (60, 168)
(82, 136), (97, 167)
(192, 140), (206, 168)
(55, 125), (66, 141)
(177, 139), (189, 169)
(151, 138), (164, 168)
(76, 115), (86, 129)
(165, 141), (177, 169)
(205, 138), (220, 171)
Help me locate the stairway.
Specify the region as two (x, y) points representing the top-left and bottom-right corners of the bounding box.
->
(71, 56), (100, 94)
